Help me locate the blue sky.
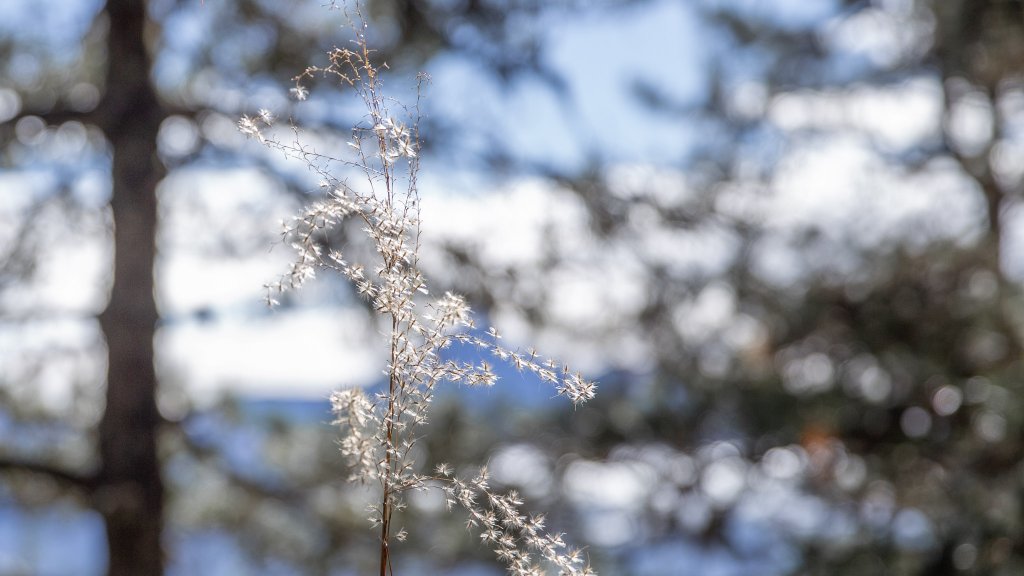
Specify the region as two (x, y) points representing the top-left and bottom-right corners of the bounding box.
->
(3, 0), (1017, 404)
(0, 0), (719, 402)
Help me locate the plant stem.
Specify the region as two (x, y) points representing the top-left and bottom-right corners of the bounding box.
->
(379, 313), (399, 576)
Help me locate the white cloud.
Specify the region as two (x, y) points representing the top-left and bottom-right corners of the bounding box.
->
(157, 307), (383, 404)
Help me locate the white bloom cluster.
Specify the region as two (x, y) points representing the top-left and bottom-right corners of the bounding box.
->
(241, 10), (596, 574)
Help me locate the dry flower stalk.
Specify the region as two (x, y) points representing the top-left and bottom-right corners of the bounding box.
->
(241, 4), (596, 574)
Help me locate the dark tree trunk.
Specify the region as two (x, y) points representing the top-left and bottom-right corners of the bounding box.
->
(94, 1), (166, 574)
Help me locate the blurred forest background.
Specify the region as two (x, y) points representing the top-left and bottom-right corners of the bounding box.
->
(1, 0), (1023, 574)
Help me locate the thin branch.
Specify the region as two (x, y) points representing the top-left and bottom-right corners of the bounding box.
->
(7, 106), (94, 126)
(169, 419), (308, 504)
(0, 456), (97, 491)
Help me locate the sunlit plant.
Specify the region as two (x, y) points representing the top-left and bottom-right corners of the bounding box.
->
(239, 3), (596, 575)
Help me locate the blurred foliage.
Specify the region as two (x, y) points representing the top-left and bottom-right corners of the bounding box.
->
(550, 1), (1023, 575)
(2, 0), (1024, 575)
(400, 1), (1024, 574)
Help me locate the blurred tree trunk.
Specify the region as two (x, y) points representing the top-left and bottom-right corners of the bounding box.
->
(94, 1), (166, 574)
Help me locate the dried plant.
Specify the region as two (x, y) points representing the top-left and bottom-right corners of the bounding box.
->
(240, 4), (596, 575)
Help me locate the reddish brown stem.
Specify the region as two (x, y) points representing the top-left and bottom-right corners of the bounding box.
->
(379, 312), (399, 576)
